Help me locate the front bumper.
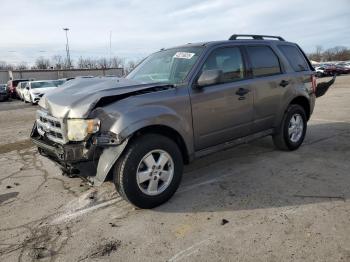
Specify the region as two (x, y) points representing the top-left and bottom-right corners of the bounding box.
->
(30, 120), (128, 185)
(32, 94), (43, 103)
(30, 122), (98, 176)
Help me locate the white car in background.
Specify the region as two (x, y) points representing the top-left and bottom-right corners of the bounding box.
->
(16, 81), (28, 100)
(315, 66), (325, 77)
(23, 80), (58, 105)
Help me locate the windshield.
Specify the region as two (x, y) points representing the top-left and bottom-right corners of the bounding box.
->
(126, 47), (204, 84)
(20, 82), (27, 89)
(53, 80), (66, 86)
(31, 81), (56, 89)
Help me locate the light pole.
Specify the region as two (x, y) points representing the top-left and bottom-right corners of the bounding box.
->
(63, 28), (71, 68)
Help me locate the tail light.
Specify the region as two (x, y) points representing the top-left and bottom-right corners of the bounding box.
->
(311, 75), (317, 93)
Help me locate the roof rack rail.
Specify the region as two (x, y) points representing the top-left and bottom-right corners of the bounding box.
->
(229, 34), (285, 41)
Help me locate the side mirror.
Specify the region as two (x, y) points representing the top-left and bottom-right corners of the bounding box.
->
(196, 69), (222, 88)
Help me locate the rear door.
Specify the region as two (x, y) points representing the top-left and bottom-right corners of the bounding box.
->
(190, 46), (254, 150)
(244, 45), (290, 132)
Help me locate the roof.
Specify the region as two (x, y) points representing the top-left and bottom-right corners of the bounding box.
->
(167, 38), (296, 50)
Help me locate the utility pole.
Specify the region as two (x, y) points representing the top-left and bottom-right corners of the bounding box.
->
(63, 28), (71, 68)
(109, 30), (112, 68)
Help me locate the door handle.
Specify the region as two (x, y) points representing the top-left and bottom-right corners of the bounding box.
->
(279, 80), (289, 87)
(235, 88), (250, 96)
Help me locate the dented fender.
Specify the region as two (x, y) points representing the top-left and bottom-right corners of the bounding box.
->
(89, 89), (194, 159)
(90, 138), (129, 186)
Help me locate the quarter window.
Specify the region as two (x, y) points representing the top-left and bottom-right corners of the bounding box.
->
(278, 45), (309, 72)
(246, 46), (281, 77)
(202, 47), (245, 84)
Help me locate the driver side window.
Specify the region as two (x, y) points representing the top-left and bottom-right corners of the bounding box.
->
(202, 47), (245, 84)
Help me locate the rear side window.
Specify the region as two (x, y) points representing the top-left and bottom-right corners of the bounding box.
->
(246, 46), (281, 77)
(278, 45), (309, 72)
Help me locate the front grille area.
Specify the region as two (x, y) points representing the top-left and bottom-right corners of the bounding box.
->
(36, 110), (67, 144)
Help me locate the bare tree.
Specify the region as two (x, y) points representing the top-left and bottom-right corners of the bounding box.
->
(124, 59), (142, 75)
(308, 45), (350, 62)
(327, 46), (350, 61)
(97, 57), (109, 69)
(15, 62), (28, 70)
(77, 57), (98, 69)
(0, 61), (16, 70)
(52, 55), (64, 69)
(110, 56), (125, 68)
(34, 57), (51, 69)
(76, 56), (126, 69)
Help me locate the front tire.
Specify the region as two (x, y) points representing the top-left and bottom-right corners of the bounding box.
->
(113, 134), (183, 209)
(273, 104), (307, 151)
(30, 95), (36, 105)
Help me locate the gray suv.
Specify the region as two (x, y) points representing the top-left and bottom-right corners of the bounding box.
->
(31, 34), (321, 208)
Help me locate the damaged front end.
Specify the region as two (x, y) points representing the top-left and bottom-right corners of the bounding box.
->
(30, 118), (128, 186)
(30, 77), (176, 186)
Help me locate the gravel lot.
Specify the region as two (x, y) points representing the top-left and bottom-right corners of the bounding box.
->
(0, 76), (349, 262)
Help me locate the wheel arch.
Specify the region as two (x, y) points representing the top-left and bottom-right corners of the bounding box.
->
(289, 96), (311, 120)
(130, 125), (190, 164)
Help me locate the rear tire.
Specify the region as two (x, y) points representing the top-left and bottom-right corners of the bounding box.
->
(113, 134), (183, 209)
(273, 104), (307, 151)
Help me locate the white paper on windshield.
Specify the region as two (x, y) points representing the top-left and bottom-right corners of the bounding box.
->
(173, 52), (195, 59)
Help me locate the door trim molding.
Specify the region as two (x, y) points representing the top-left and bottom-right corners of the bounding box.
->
(194, 128), (274, 158)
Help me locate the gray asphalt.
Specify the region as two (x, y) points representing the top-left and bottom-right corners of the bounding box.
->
(0, 76), (349, 262)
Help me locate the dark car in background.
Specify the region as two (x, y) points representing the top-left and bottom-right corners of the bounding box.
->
(315, 63), (350, 77)
(0, 84), (9, 101)
(335, 63), (350, 75)
(7, 79), (29, 98)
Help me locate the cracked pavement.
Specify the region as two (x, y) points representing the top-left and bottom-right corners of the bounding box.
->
(0, 76), (350, 262)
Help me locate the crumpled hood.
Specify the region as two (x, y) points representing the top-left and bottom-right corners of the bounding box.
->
(39, 77), (164, 119)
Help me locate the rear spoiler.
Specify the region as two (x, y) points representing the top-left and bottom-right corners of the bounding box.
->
(315, 76), (336, 98)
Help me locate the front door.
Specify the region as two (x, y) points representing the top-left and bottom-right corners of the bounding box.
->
(190, 46), (254, 150)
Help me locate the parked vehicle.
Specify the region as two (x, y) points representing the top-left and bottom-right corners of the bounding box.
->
(7, 79), (30, 98)
(336, 62), (350, 69)
(16, 81), (28, 100)
(23, 80), (58, 105)
(31, 34), (335, 208)
(53, 78), (74, 87)
(0, 84), (9, 101)
(335, 64), (350, 74)
(317, 64), (338, 76)
(315, 66), (325, 77)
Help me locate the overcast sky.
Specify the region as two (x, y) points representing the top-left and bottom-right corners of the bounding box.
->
(1, 0), (349, 65)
